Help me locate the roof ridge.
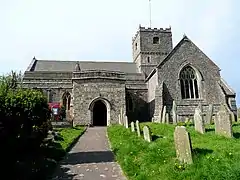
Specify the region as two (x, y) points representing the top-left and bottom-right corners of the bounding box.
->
(36, 59), (135, 64)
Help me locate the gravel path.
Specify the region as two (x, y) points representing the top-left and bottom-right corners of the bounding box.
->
(50, 127), (127, 180)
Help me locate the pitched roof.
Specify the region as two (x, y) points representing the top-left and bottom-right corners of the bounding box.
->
(157, 35), (220, 70)
(27, 59), (138, 73)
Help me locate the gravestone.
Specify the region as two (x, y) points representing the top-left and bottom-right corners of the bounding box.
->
(194, 106), (205, 134)
(120, 107), (123, 124)
(215, 104), (232, 138)
(124, 115), (129, 129)
(206, 104), (213, 124)
(143, 126), (152, 142)
(118, 114), (122, 125)
(161, 106), (166, 123)
(136, 120), (141, 137)
(131, 121), (135, 132)
(174, 126), (193, 164)
(172, 101), (177, 124)
(166, 113), (169, 124)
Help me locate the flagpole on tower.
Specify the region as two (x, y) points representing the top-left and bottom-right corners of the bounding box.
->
(149, 0), (152, 28)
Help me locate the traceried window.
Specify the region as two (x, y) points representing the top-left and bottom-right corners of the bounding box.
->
(180, 66), (199, 99)
(153, 37), (159, 44)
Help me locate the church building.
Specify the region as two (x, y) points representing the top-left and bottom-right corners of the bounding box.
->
(23, 25), (237, 125)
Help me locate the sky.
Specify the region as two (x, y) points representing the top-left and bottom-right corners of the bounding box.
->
(0, 0), (240, 105)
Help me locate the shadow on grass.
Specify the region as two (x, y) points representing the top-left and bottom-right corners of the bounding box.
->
(152, 135), (164, 141)
(233, 132), (240, 139)
(232, 123), (240, 127)
(192, 148), (213, 158)
(205, 128), (215, 133)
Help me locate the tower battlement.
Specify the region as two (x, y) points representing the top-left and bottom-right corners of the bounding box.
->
(132, 25), (171, 43)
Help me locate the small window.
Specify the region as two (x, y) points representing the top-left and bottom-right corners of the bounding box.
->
(147, 56), (150, 63)
(153, 37), (159, 44)
(135, 43), (137, 50)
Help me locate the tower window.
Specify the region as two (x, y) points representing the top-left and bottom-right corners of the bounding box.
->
(135, 43), (137, 50)
(147, 56), (150, 63)
(153, 37), (159, 44)
(180, 66), (199, 99)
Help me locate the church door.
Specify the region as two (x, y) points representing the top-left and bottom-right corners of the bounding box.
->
(93, 100), (107, 126)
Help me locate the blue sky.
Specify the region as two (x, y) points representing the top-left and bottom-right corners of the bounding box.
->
(0, 0), (240, 105)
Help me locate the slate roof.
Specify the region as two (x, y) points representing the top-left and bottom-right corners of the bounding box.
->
(219, 78), (236, 96)
(27, 59), (138, 73)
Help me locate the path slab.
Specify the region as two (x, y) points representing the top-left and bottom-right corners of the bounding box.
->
(50, 127), (126, 180)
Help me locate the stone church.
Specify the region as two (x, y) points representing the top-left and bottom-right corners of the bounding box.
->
(23, 25), (237, 126)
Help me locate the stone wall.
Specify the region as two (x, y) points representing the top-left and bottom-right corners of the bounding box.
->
(155, 37), (226, 118)
(72, 78), (126, 125)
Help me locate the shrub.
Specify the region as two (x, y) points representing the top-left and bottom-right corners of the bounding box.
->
(0, 72), (51, 169)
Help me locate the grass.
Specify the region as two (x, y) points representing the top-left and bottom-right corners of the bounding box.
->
(54, 126), (86, 152)
(108, 122), (240, 180)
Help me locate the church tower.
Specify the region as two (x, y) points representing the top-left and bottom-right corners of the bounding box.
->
(132, 25), (173, 77)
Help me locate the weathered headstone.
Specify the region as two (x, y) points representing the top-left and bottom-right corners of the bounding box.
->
(131, 121), (135, 132)
(161, 106), (166, 123)
(143, 126), (152, 142)
(136, 120), (141, 137)
(172, 101), (177, 124)
(206, 104), (213, 124)
(165, 113), (169, 124)
(124, 115), (129, 129)
(194, 106), (205, 134)
(118, 114), (122, 125)
(120, 107), (123, 124)
(215, 104), (232, 138)
(174, 126), (193, 164)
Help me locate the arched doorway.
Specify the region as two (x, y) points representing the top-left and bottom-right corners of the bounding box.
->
(93, 100), (107, 126)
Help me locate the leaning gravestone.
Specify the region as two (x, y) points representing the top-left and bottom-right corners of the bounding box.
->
(131, 122), (135, 132)
(165, 113), (169, 124)
(161, 106), (166, 123)
(174, 126), (193, 164)
(194, 106), (205, 134)
(136, 120), (141, 137)
(215, 104), (232, 138)
(206, 104), (213, 124)
(124, 115), (129, 129)
(172, 101), (177, 124)
(143, 126), (152, 142)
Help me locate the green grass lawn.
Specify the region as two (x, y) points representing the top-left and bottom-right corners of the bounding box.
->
(108, 123), (240, 180)
(54, 126), (86, 152)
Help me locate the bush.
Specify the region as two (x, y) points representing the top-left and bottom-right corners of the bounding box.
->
(0, 72), (51, 174)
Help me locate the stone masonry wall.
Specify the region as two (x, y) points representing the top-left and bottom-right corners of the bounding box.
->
(157, 38), (226, 118)
(72, 79), (126, 125)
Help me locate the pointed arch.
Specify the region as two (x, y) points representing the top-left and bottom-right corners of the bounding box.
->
(88, 97), (111, 126)
(179, 65), (202, 99)
(62, 91), (71, 110)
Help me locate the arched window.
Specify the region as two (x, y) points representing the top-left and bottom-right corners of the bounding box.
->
(180, 66), (199, 99)
(135, 43), (137, 50)
(62, 92), (71, 110)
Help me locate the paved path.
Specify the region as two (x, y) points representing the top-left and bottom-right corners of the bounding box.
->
(50, 127), (127, 180)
